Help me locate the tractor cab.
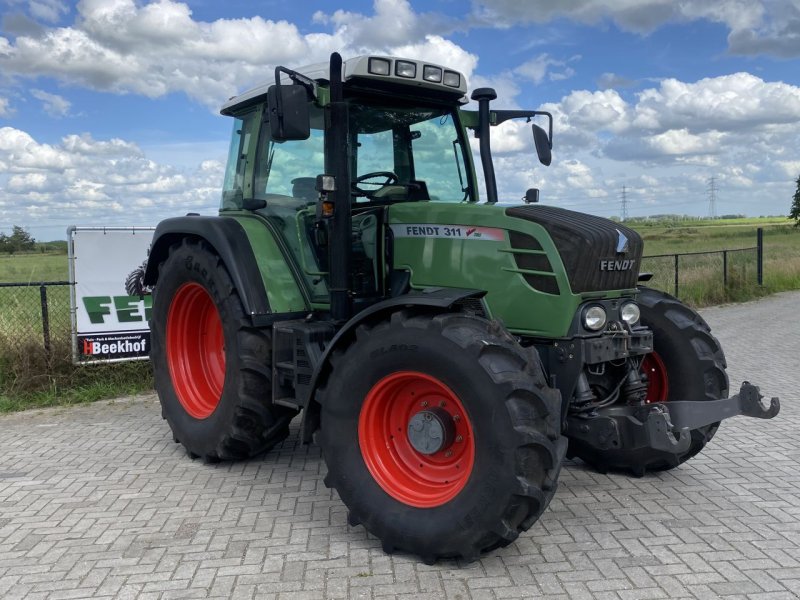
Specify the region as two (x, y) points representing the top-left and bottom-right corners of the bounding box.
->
(217, 54), (552, 317)
(218, 56), (484, 310)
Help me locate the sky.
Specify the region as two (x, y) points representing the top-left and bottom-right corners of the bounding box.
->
(1, 0), (799, 241)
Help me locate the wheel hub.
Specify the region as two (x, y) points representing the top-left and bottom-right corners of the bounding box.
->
(407, 407), (455, 455)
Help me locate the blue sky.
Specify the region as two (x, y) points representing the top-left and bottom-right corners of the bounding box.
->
(1, 0), (799, 240)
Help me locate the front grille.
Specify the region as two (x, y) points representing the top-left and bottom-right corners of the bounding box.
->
(506, 205), (643, 293)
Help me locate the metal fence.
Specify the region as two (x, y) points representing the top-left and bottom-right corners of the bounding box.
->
(0, 281), (72, 359)
(641, 229), (763, 300)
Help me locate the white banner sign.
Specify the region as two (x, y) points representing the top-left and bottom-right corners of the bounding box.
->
(69, 227), (155, 363)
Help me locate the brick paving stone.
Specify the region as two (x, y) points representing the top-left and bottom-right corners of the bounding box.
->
(1, 291), (798, 599)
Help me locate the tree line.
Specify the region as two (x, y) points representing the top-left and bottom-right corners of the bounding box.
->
(0, 225), (36, 254)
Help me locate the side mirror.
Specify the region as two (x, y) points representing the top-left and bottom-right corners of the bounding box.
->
(267, 84), (310, 141)
(532, 124), (552, 166)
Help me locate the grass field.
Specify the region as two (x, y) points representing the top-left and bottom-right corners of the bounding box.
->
(633, 220), (800, 305)
(0, 251), (70, 283)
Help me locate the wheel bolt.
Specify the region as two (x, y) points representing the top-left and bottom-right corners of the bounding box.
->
(453, 414), (460, 421)
(455, 435), (463, 443)
(421, 401), (428, 407)
(439, 400), (446, 407)
(445, 450), (453, 457)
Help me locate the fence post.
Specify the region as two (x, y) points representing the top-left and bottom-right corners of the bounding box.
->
(757, 227), (763, 286)
(723, 250), (728, 287)
(674, 254), (680, 298)
(39, 284), (51, 357)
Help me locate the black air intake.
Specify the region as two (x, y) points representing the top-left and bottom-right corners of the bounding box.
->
(506, 205), (643, 293)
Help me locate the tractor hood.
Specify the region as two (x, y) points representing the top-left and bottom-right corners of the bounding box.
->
(387, 202), (644, 337)
(505, 205), (643, 294)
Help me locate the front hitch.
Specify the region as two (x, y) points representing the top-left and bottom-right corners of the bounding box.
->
(566, 382), (780, 455)
(665, 382), (779, 430)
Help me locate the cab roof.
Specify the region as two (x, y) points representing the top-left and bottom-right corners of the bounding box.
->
(220, 55), (468, 115)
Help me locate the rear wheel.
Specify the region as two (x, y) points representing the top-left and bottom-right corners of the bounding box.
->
(318, 312), (566, 563)
(150, 238), (297, 461)
(568, 287), (728, 474)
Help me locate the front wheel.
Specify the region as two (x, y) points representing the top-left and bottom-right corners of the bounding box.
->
(568, 287), (729, 474)
(150, 238), (297, 461)
(318, 312), (566, 563)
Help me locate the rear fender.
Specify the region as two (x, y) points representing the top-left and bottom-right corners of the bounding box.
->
(144, 216), (272, 319)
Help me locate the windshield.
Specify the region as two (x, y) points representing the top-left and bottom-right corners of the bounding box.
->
(349, 104), (473, 202)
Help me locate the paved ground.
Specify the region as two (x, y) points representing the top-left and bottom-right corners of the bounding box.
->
(1, 292), (798, 600)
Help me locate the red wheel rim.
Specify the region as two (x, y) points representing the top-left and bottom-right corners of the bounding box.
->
(358, 371), (475, 508)
(166, 283), (225, 419)
(642, 351), (669, 403)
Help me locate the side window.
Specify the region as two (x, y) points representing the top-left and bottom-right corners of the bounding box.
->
(221, 111), (258, 210)
(255, 105), (325, 203)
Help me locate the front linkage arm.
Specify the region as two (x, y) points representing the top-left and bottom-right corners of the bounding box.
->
(567, 382), (780, 455)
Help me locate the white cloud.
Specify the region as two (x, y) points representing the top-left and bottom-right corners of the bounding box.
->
(389, 35), (478, 80)
(514, 54), (578, 85)
(540, 72), (800, 163)
(596, 72), (635, 90)
(0, 126), (224, 228)
(777, 160), (800, 178)
(30, 89), (71, 117)
(634, 73), (800, 133)
(0, 0), (474, 111)
(470, 0), (799, 57)
(0, 97), (12, 117)
(5, 0), (69, 23)
(315, 0), (440, 49)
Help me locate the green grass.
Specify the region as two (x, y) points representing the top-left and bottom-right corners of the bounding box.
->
(0, 251), (69, 283)
(0, 337), (153, 413)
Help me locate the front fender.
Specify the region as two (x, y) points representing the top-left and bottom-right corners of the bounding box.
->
(300, 287), (486, 442)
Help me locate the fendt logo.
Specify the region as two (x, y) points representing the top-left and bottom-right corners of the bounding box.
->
(615, 229), (630, 254)
(82, 295), (152, 324)
(600, 259), (636, 271)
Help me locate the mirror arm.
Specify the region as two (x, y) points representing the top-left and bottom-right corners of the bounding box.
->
(274, 66), (317, 100)
(491, 110), (553, 145)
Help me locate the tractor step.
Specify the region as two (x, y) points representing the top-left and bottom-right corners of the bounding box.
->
(272, 319), (335, 409)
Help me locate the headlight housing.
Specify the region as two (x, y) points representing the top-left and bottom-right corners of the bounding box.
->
(620, 302), (641, 325)
(583, 305), (607, 331)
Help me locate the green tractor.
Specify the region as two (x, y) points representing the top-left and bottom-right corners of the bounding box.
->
(144, 53), (779, 563)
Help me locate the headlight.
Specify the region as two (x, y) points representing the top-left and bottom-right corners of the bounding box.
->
(621, 302), (641, 325)
(583, 305), (607, 331)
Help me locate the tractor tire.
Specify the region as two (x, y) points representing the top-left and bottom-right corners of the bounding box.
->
(150, 238), (297, 461)
(568, 286), (729, 475)
(317, 312), (566, 564)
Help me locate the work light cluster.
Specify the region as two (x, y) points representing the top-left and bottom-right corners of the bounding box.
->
(367, 57), (461, 88)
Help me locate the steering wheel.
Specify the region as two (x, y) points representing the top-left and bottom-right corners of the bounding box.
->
(353, 171), (399, 197)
